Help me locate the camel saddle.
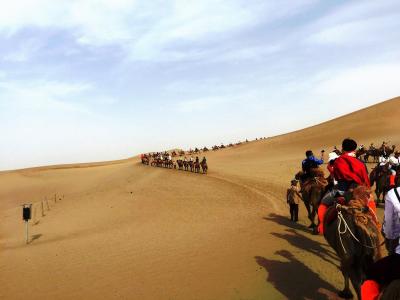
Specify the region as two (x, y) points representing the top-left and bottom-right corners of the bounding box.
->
(300, 168), (328, 194)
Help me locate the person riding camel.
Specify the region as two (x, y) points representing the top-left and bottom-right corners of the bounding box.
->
(183, 156), (188, 162)
(327, 152), (339, 175)
(388, 152), (400, 189)
(201, 157), (207, 164)
(379, 154), (389, 167)
(327, 151), (339, 187)
(195, 156), (199, 164)
(381, 141), (388, 158)
(317, 138), (372, 234)
(301, 150), (324, 182)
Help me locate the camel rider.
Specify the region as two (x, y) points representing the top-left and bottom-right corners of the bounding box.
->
(379, 154), (388, 167)
(195, 156), (199, 164)
(388, 152), (400, 188)
(389, 152), (400, 169)
(168, 154), (172, 161)
(327, 152), (339, 186)
(317, 138), (371, 234)
(201, 157), (207, 164)
(369, 143), (375, 151)
(183, 156), (188, 162)
(301, 150), (324, 181)
(361, 185), (400, 299)
(190, 156), (194, 162)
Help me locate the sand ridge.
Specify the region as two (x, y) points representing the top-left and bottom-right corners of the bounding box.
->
(1, 96), (400, 299)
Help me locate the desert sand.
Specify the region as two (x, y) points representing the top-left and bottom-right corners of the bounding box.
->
(1, 97), (400, 300)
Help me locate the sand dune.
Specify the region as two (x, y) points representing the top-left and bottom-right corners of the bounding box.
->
(1, 97), (399, 299)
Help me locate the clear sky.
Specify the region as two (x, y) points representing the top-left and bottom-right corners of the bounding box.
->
(1, 0), (400, 170)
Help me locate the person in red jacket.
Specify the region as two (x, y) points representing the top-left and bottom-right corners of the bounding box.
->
(318, 138), (371, 234)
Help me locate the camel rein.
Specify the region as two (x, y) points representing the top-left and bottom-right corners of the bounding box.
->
(336, 204), (384, 254)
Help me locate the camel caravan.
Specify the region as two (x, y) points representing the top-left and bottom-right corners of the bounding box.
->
(139, 137), (267, 174)
(290, 139), (400, 299)
(140, 152), (208, 174)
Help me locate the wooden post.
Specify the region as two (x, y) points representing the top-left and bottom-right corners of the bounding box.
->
(54, 193), (57, 203)
(25, 221), (29, 244)
(32, 205), (37, 224)
(46, 197), (50, 210)
(41, 200), (45, 216)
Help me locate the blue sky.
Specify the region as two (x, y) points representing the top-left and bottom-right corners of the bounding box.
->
(1, 0), (400, 170)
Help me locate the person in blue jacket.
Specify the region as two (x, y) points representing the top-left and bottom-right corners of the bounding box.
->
(301, 150), (324, 180)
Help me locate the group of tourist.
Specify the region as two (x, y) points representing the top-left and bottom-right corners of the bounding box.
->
(287, 138), (400, 299)
(140, 152), (208, 174)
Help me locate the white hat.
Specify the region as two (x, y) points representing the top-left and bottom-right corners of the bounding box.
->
(328, 152), (339, 161)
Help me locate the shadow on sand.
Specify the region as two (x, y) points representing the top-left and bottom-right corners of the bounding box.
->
(264, 213), (312, 235)
(271, 229), (339, 268)
(255, 250), (340, 300)
(259, 213), (343, 299)
(30, 233), (43, 243)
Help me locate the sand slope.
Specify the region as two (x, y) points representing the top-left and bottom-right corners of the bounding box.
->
(1, 97), (399, 299)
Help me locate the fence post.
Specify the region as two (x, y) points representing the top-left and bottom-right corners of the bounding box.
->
(25, 221), (29, 244)
(46, 197), (50, 210)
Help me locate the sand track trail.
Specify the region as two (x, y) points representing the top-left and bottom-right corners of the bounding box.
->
(1, 97), (400, 299)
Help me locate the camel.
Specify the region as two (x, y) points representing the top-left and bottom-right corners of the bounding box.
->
(356, 148), (367, 162)
(183, 160), (189, 171)
(381, 145), (396, 156)
(194, 161), (200, 173)
(166, 159), (174, 169)
(201, 161), (208, 174)
(177, 159), (183, 170)
(188, 161), (194, 172)
(203, 147), (209, 152)
(323, 187), (384, 299)
(364, 149), (380, 163)
(295, 170), (327, 232)
(370, 164), (391, 203)
(141, 156), (149, 165)
(380, 279), (400, 299)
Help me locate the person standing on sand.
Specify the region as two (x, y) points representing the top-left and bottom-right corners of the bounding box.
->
(287, 180), (302, 222)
